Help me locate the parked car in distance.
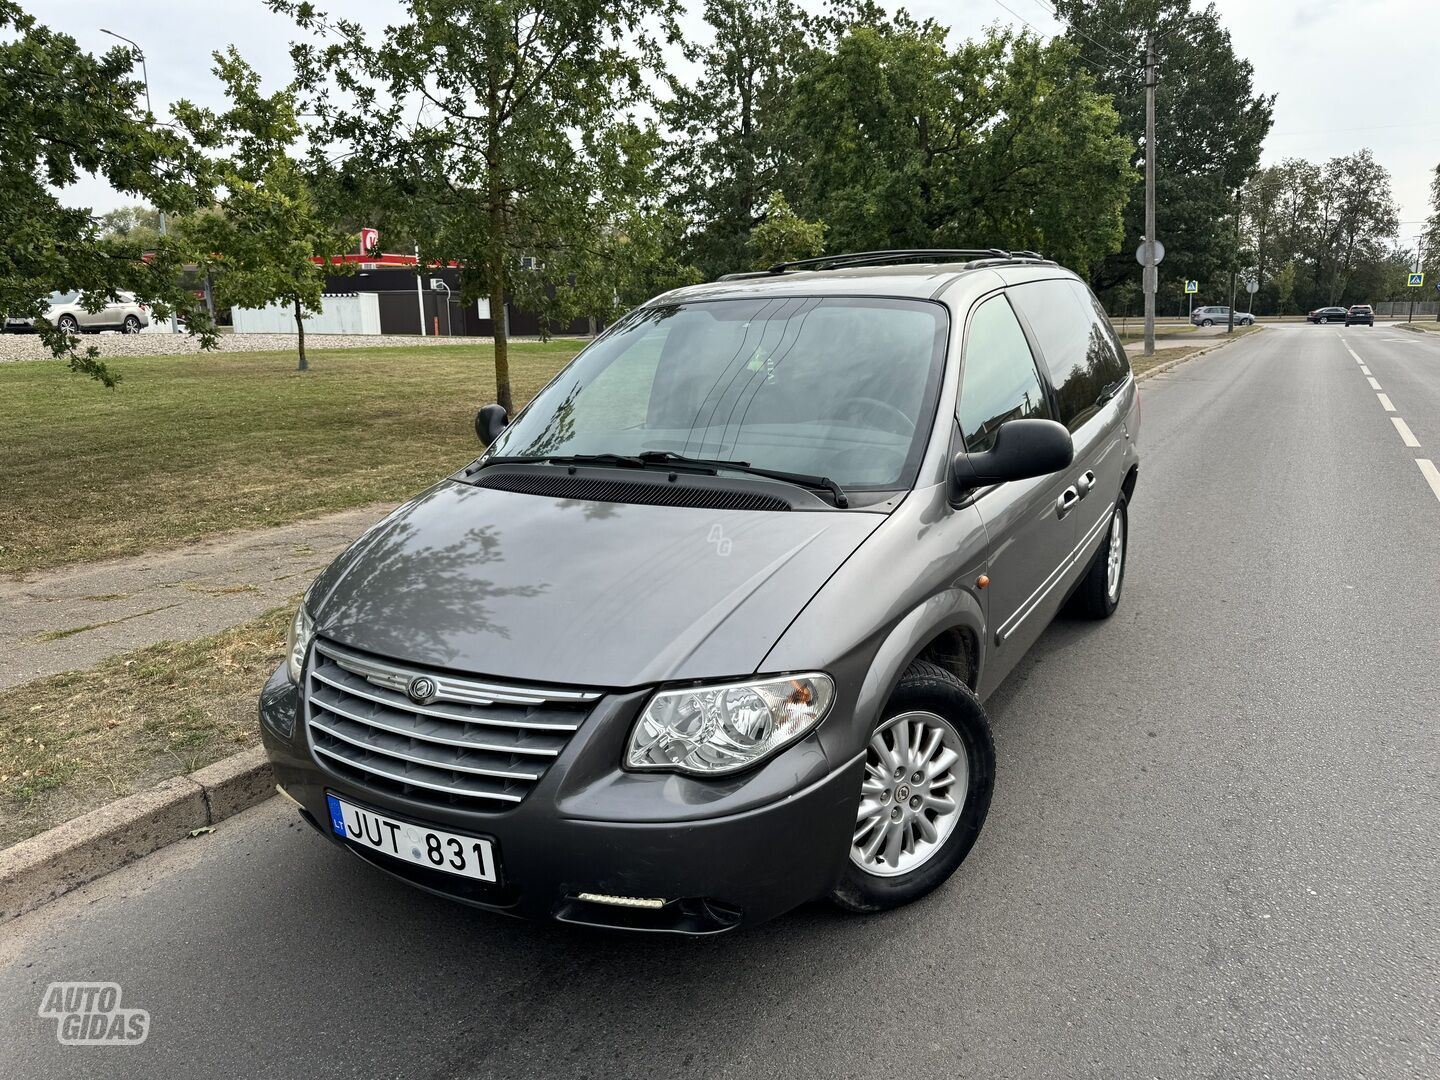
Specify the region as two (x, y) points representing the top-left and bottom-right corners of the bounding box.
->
(1307, 306), (1348, 324)
(1345, 304), (1375, 326)
(1191, 305), (1253, 327)
(2, 290), (150, 334)
(259, 249), (1141, 934)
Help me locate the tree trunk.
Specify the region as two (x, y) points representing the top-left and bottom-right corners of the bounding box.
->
(294, 297), (307, 371)
(488, 207), (512, 413)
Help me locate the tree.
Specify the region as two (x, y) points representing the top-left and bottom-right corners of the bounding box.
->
(663, 0), (814, 279)
(274, 0), (679, 413)
(1054, 0), (1275, 308)
(781, 20), (1133, 273)
(1423, 163), (1440, 273)
(1313, 150), (1398, 305)
(175, 49), (354, 371)
(97, 205), (163, 248)
(0, 1), (214, 385)
(748, 192), (826, 269)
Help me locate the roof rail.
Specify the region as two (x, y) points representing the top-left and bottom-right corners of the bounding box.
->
(768, 249), (1011, 274)
(716, 248), (1052, 281)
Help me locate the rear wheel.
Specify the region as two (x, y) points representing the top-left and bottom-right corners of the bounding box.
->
(1070, 498), (1127, 619)
(122, 315), (141, 334)
(1201, 318), (1213, 326)
(830, 660), (995, 914)
(57, 314), (79, 333)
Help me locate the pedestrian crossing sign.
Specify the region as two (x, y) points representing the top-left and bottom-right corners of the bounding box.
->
(1185, 280), (1198, 294)
(1408, 273), (1425, 287)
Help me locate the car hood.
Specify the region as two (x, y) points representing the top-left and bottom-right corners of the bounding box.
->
(308, 479), (882, 688)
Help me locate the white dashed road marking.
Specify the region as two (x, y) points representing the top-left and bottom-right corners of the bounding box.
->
(1418, 460), (1440, 505)
(1367, 377), (1382, 391)
(1391, 418), (1421, 448)
(1378, 393), (1395, 412)
(1361, 365), (1372, 375)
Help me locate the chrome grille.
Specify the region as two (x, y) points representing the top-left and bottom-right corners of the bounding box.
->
(304, 638), (600, 810)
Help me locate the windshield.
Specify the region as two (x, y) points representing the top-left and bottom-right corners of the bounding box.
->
(487, 297), (948, 493)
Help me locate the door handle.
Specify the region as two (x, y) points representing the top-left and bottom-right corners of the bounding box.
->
(1056, 487), (1080, 518)
(1076, 470), (1096, 498)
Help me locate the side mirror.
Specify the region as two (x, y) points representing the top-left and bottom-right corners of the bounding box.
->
(474, 403), (509, 445)
(952, 418), (1073, 493)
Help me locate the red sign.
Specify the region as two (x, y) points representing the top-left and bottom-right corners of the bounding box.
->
(359, 228), (379, 255)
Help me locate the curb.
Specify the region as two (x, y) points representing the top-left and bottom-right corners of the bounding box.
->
(1393, 322), (1437, 335)
(0, 747), (272, 923)
(1133, 327), (1261, 382)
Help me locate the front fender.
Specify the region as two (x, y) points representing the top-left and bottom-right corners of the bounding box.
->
(759, 487), (990, 765)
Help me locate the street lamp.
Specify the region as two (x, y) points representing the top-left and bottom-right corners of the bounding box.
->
(99, 28), (178, 333)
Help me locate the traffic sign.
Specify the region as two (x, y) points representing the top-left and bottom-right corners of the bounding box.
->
(1408, 273), (1425, 287)
(1245, 279), (1259, 295)
(1184, 280), (1198, 294)
(1136, 239), (1165, 266)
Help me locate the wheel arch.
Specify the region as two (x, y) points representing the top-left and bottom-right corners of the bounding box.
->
(817, 590), (987, 765)
(1121, 463), (1139, 505)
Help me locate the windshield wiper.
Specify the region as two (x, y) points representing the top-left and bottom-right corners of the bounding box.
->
(471, 450), (850, 508)
(634, 451), (850, 508)
(476, 452), (648, 468)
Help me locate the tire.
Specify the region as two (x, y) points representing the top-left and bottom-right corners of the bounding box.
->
(123, 315), (141, 334)
(829, 659), (995, 914)
(1070, 498), (1128, 619)
(57, 314), (79, 333)
(1201, 318), (1213, 327)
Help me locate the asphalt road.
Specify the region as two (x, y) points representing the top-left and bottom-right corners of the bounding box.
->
(3, 323), (1437, 1079)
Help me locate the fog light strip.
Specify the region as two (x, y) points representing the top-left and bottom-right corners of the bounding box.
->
(576, 892), (666, 909)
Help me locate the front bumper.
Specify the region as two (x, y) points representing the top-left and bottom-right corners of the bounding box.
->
(259, 666), (865, 933)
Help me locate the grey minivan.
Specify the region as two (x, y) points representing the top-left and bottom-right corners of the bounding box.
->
(258, 249), (1140, 933)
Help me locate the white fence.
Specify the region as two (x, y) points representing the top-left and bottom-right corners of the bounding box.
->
(231, 293), (381, 335)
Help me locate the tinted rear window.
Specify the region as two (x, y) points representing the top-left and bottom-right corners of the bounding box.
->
(1009, 279), (1131, 431)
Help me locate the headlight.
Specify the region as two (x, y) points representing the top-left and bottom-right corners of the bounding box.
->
(625, 673), (835, 776)
(285, 602), (314, 683)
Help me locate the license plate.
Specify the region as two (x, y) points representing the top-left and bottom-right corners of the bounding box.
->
(325, 793), (498, 882)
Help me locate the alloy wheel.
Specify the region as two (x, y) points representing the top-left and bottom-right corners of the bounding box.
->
(1105, 508), (1125, 602)
(851, 711), (968, 877)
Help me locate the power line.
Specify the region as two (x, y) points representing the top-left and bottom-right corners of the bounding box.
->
(987, 0), (1119, 78)
(1023, 0), (1138, 68)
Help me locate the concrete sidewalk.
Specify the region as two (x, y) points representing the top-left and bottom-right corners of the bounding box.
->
(0, 503), (394, 690)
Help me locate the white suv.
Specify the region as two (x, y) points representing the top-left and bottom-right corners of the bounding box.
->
(3, 290), (151, 334)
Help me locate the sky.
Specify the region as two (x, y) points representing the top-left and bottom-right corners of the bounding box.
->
(53, 0), (1440, 249)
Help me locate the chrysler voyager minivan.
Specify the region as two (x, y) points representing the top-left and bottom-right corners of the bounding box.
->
(259, 249), (1141, 933)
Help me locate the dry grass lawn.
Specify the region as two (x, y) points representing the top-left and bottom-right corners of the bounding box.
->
(1, 342), (582, 576)
(0, 605), (292, 846)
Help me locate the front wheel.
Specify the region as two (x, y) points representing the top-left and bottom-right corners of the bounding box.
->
(57, 314), (79, 333)
(1201, 318), (1213, 326)
(830, 660), (995, 914)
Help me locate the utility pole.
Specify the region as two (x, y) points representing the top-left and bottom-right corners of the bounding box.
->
(101, 28), (177, 333)
(1143, 31), (1157, 357)
(1228, 189), (1241, 333)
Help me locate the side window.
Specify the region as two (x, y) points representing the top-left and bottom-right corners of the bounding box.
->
(1010, 279), (1131, 432)
(957, 296), (1052, 454)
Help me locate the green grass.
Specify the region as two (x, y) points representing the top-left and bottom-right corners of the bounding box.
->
(1114, 323), (1198, 344)
(0, 342), (582, 576)
(0, 605), (293, 847)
